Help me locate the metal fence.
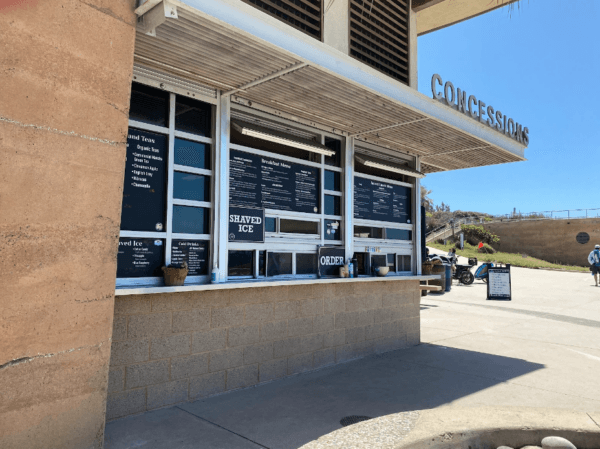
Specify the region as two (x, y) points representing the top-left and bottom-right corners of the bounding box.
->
(425, 209), (600, 243)
(492, 208), (600, 221)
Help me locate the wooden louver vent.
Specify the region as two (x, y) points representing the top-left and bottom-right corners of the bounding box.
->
(240, 0), (323, 40)
(349, 0), (410, 85)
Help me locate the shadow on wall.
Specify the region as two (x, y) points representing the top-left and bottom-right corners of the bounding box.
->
(105, 345), (544, 449)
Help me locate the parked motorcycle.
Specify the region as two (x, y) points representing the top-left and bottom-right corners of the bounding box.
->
(427, 252), (477, 285)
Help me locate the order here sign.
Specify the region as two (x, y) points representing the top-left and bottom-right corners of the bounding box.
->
(229, 207), (265, 242)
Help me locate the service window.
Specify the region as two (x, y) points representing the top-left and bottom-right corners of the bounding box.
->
(353, 150), (415, 275)
(227, 110), (344, 280)
(116, 82), (214, 286)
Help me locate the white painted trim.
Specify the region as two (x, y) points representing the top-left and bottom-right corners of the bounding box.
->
(354, 172), (414, 188)
(115, 274), (438, 296)
(414, 156), (422, 275)
(171, 233), (211, 240)
(133, 64), (218, 103)
(216, 94), (231, 281)
(165, 94), (176, 265)
(173, 165), (212, 176)
(344, 136), (354, 259)
(174, 130), (214, 144)
(128, 120), (169, 135)
(230, 143), (325, 170)
(354, 219), (414, 230)
(172, 199), (212, 208)
(120, 231), (167, 238)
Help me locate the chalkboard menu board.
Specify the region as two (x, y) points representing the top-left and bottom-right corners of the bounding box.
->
(171, 240), (209, 276)
(487, 266), (512, 301)
(121, 128), (167, 232)
(117, 238), (164, 278)
(354, 177), (411, 224)
(230, 149), (319, 214)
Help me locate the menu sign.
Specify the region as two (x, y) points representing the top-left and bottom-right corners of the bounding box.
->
(117, 238), (164, 278)
(171, 240), (209, 276)
(487, 266), (512, 300)
(230, 149), (319, 214)
(229, 207), (265, 242)
(121, 128), (167, 232)
(354, 177), (411, 224)
(318, 246), (346, 277)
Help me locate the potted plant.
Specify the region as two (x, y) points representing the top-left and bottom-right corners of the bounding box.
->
(162, 262), (188, 286)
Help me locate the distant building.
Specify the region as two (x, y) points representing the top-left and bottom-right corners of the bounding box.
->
(1, 1), (525, 447)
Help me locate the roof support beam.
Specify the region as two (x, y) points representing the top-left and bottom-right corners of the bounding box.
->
(349, 118), (429, 138)
(222, 62), (309, 97)
(421, 145), (490, 158)
(136, 0), (178, 36)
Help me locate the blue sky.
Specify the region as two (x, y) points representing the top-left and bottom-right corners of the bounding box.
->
(417, 0), (600, 216)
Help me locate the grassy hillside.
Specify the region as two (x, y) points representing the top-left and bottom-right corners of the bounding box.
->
(428, 242), (588, 273)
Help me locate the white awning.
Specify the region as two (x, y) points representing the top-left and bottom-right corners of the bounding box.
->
(134, 0), (526, 174)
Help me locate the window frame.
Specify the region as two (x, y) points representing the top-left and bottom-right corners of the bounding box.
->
(352, 162), (414, 277)
(116, 81), (217, 287)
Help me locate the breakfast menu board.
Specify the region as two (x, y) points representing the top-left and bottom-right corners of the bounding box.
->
(354, 177), (411, 224)
(229, 149), (319, 214)
(487, 266), (512, 300)
(121, 128), (167, 232)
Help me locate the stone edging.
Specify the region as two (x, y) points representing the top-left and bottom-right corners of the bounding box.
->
(299, 407), (600, 449)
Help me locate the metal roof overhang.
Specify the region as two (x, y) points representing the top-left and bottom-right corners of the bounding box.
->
(134, 0), (526, 174)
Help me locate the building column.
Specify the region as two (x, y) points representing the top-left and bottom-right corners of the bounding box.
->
(414, 156), (422, 274)
(344, 137), (354, 259)
(409, 1), (418, 89)
(214, 93), (231, 282)
(323, 0), (350, 54)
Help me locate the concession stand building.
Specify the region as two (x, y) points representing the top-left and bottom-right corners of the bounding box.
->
(1, 0), (525, 447)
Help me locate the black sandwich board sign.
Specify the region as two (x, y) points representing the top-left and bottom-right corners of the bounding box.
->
(228, 207), (265, 242)
(487, 265), (512, 301)
(318, 246), (346, 277)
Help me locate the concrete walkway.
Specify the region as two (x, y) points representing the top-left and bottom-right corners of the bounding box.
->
(104, 261), (600, 449)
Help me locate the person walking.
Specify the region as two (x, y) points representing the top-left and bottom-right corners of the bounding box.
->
(588, 244), (600, 286)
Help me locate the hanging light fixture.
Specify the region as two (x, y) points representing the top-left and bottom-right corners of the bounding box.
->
(356, 156), (425, 178)
(232, 120), (335, 156)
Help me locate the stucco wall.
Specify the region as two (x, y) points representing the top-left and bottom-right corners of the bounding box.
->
(482, 219), (600, 267)
(0, 1), (136, 448)
(107, 281), (421, 420)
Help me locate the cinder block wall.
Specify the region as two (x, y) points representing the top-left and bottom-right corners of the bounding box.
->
(0, 1), (136, 448)
(483, 219), (600, 267)
(107, 280), (421, 420)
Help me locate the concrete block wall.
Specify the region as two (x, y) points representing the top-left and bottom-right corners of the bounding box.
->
(483, 219), (600, 267)
(107, 280), (421, 420)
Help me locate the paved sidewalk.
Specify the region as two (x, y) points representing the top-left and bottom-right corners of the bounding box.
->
(104, 264), (600, 449)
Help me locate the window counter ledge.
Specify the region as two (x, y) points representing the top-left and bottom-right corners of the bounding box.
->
(115, 275), (440, 296)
